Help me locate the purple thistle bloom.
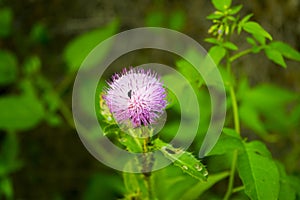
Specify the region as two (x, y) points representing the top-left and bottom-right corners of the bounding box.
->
(103, 68), (167, 128)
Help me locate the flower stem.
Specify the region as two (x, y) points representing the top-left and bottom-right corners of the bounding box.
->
(232, 185), (245, 193)
(229, 48), (252, 63)
(129, 128), (156, 199)
(224, 150), (238, 200)
(224, 83), (240, 200)
(229, 86), (240, 134)
(224, 49), (241, 200)
(141, 134), (155, 199)
(58, 98), (76, 129)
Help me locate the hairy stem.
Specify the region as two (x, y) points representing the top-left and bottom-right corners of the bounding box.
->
(129, 128), (155, 199)
(141, 134), (155, 199)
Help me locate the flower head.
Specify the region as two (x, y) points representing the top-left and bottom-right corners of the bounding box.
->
(103, 68), (167, 128)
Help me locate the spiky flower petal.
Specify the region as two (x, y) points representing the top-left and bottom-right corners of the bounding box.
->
(103, 68), (167, 128)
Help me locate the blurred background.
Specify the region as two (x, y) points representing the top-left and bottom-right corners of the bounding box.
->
(0, 0), (299, 199)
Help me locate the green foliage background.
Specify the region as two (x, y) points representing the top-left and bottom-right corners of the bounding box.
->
(0, 0), (300, 199)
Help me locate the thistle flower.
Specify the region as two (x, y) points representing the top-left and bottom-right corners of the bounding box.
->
(103, 68), (167, 128)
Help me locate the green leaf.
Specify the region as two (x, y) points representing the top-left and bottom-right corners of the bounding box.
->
(175, 49), (203, 85)
(0, 178), (13, 199)
(42, 91), (60, 113)
(29, 22), (49, 44)
(168, 10), (186, 31)
(287, 175), (300, 198)
(243, 21), (272, 41)
(165, 89), (179, 109)
(154, 139), (208, 182)
(276, 162), (296, 200)
(206, 12), (223, 20)
(246, 37), (257, 46)
(227, 16), (235, 21)
(23, 55), (41, 75)
(118, 128), (155, 153)
(208, 24), (219, 34)
(123, 161), (148, 199)
(0, 50), (18, 85)
(238, 83), (296, 136)
(205, 38), (221, 45)
(123, 172), (147, 196)
(118, 134), (143, 153)
(269, 41), (300, 62)
(240, 14), (253, 24)
(239, 104), (267, 136)
(0, 81), (44, 131)
(102, 124), (119, 136)
(212, 0), (232, 11)
(264, 47), (287, 68)
(290, 103), (300, 128)
(181, 171), (229, 200)
(159, 121), (180, 141)
(228, 5), (243, 15)
(253, 34), (266, 45)
(175, 58), (197, 82)
(208, 128), (243, 156)
(222, 42), (238, 51)
(242, 84), (296, 112)
(0, 132), (18, 165)
(82, 173), (124, 200)
(237, 140), (280, 200)
(153, 165), (197, 200)
(44, 113), (62, 127)
(0, 8), (13, 37)
(0, 132), (22, 177)
(222, 128), (240, 137)
(208, 46), (226, 66)
(63, 19), (119, 72)
(238, 14), (253, 34)
(145, 11), (165, 27)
